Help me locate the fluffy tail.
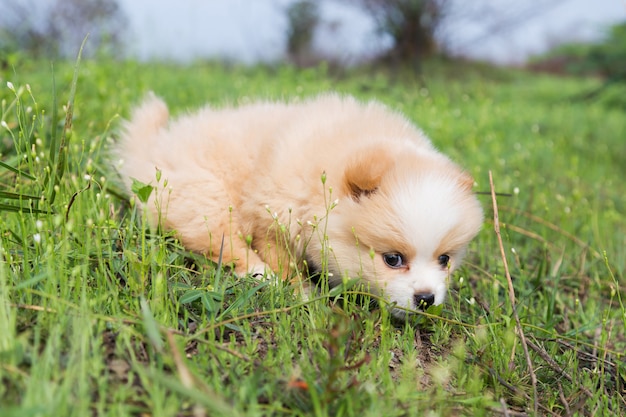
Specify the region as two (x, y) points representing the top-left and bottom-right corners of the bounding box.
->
(114, 93), (170, 189)
(123, 92), (169, 143)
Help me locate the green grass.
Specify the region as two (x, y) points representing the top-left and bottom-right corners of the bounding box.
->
(1, 57), (625, 416)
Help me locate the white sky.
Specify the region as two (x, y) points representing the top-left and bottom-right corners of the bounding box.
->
(112, 0), (626, 64)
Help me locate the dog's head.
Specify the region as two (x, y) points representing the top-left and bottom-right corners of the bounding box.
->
(319, 144), (483, 318)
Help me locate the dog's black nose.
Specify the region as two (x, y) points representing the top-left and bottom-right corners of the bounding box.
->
(414, 293), (435, 310)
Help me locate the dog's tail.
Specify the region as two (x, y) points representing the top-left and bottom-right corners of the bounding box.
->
(114, 93), (170, 189)
(123, 92), (169, 141)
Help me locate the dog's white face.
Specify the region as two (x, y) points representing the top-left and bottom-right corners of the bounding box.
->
(374, 171), (482, 316)
(316, 148), (483, 318)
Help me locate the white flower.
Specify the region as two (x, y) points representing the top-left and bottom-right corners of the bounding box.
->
(33, 233), (41, 244)
(6, 81), (15, 91)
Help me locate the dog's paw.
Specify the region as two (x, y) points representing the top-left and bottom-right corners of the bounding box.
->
(247, 264), (277, 281)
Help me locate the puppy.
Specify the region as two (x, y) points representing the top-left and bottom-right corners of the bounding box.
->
(115, 94), (483, 317)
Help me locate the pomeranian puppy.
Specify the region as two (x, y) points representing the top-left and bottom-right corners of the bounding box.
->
(115, 93), (483, 317)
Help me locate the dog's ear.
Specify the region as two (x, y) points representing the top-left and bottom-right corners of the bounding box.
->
(343, 146), (392, 200)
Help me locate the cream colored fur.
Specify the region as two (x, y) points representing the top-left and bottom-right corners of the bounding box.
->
(114, 93), (483, 317)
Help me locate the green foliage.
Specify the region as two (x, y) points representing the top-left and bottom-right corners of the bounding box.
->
(531, 21), (626, 106)
(0, 58), (625, 416)
(130, 178), (154, 204)
(535, 21), (626, 78)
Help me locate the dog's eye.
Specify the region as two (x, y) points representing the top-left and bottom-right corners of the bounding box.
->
(438, 254), (450, 268)
(383, 253), (405, 268)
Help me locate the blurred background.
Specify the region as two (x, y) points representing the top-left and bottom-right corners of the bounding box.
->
(1, 0), (624, 72)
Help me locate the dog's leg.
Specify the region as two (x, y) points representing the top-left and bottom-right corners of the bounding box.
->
(222, 234), (276, 280)
(146, 179), (277, 280)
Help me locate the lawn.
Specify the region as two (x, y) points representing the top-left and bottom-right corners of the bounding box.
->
(0, 56), (624, 416)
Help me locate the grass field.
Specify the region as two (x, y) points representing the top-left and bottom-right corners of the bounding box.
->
(1, 56), (625, 416)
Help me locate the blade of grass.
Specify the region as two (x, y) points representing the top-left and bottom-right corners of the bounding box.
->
(139, 296), (164, 353)
(0, 160), (37, 181)
(489, 170), (538, 414)
(217, 281), (269, 320)
(48, 35), (89, 205)
(0, 203), (50, 215)
(214, 234), (225, 287)
(0, 190), (42, 200)
(45, 62), (59, 192)
(603, 251), (626, 335)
